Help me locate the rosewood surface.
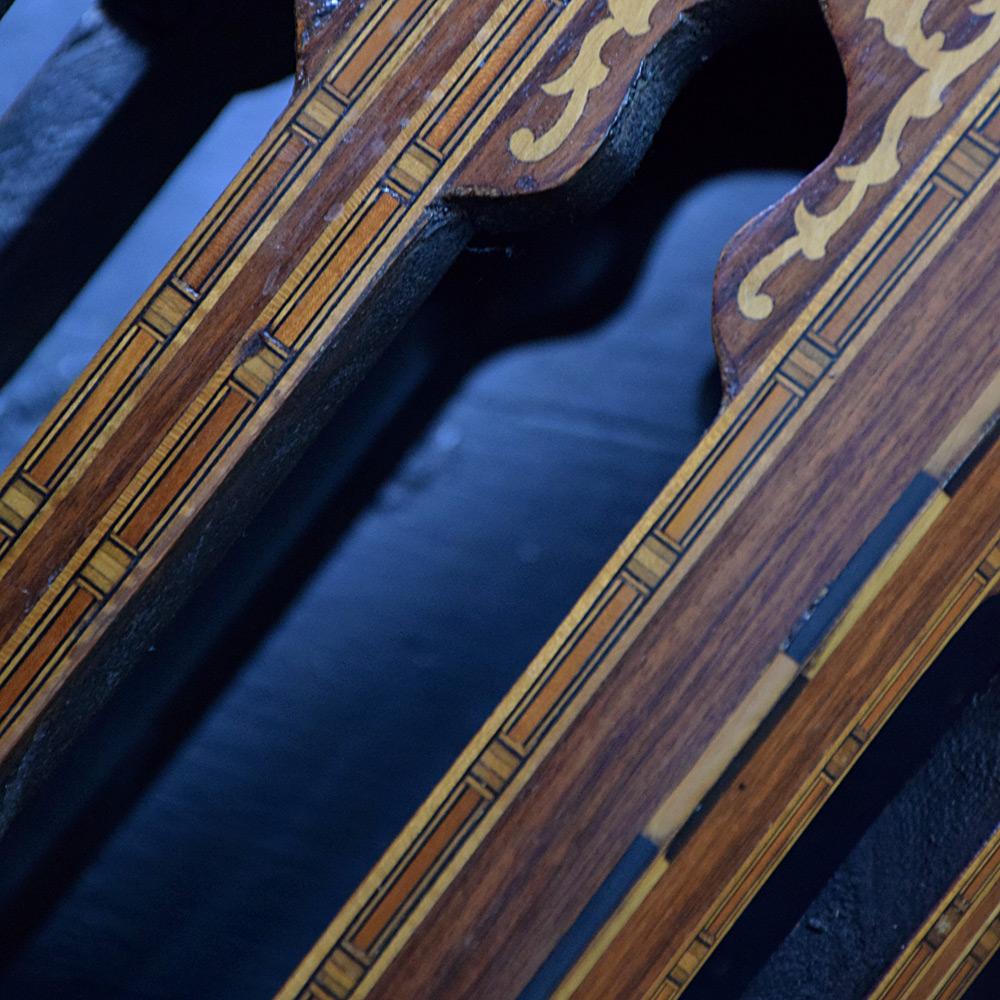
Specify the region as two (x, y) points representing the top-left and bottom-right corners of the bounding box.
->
(0, 1), (996, 998)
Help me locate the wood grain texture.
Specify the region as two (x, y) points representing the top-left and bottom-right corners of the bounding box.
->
(278, 6), (1000, 999)
(561, 437), (1000, 999)
(0, 0), (736, 831)
(0, 2), (996, 998)
(0, 0), (294, 387)
(351, 217), (999, 1000)
(712, 0), (1000, 396)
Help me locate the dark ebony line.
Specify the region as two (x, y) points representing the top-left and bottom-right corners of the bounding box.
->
(944, 416), (999, 497)
(786, 472), (939, 663)
(517, 835), (659, 1000)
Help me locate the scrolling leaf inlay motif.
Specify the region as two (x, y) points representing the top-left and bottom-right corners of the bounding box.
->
(738, 0), (1000, 320)
(509, 0), (661, 163)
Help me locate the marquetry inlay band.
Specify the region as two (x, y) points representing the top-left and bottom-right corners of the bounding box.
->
(0, 3), (996, 999)
(641, 534), (1000, 1000)
(737, 0), (1000, 320)
(0, 0), (567, 742)
(278, 53), (1000, 1000)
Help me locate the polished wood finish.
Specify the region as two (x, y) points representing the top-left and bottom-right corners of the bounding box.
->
(562, 439), (1000, 999)
(0, 0), (678, 826)
(276, 4), (1000, 999)
(0, 0), (791, 834)
(0, 1), (996, 998)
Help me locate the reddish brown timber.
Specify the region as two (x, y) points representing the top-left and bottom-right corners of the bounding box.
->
(0, 0), (296, 383)
(558, 441), (1000, 1000)
(0, 1), (996, 998)
(277, 3), (1000, 999)
(0, 0), (760, 829)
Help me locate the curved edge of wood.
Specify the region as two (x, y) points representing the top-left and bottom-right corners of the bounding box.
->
(295, 0), (367, 94)
(442, 0), (846, 404)
(711, 0), (846, 400)
(446, 0), (760, 217)
(712, 1), (1000, 399)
